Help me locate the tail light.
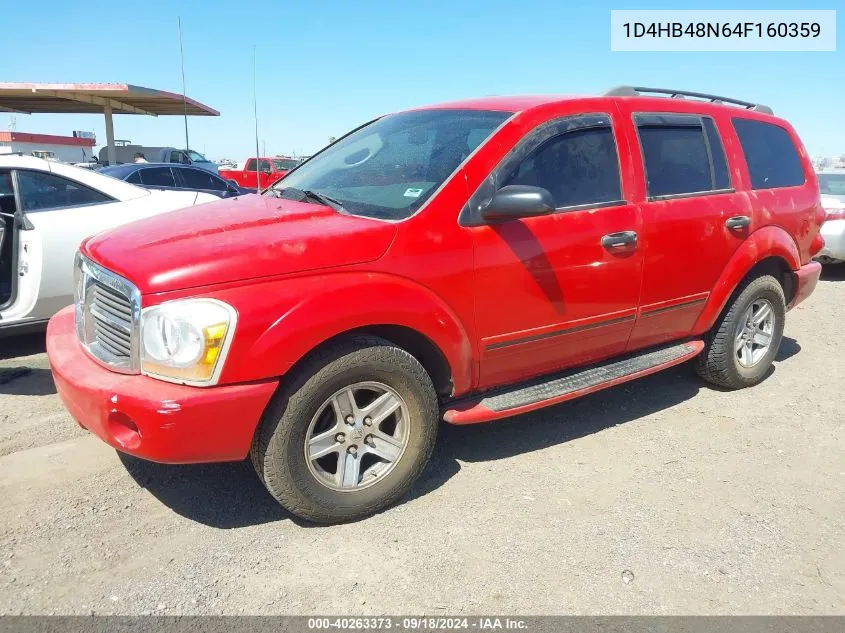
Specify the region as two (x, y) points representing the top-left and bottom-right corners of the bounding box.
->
(825, 207), (845, 221)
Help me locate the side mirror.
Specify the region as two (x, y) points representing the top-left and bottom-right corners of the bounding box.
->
(480, 185), (555, 223)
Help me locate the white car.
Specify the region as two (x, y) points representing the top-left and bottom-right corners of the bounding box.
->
(0, 155), (218, 334)
(817, 169), (845, 264)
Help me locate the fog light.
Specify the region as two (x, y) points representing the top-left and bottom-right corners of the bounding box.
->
(107, 411), (141, 450)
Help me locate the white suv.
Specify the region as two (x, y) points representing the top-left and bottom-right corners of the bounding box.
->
(816, 169), (845, 264)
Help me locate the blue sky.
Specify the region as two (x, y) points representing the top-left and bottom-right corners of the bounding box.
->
(2, 0), (841, 160)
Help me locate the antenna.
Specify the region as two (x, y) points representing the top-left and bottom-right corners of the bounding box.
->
(253, 45), (261, 194)
(178, 17), (190, 151)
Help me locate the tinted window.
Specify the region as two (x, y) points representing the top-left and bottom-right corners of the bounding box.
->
(0, 171), (15, 216)
(178, 167), (227, 191)
(99, 165), (139, 180)
(16, 171), (112, 212)
(637, 122), (711, 197)
(733, 119), (805, 189)
(272, 159), (300, 171)
(267, 109), (511, 220)
(140, 167), (176, 187)
(702, 118), (731, 190)
(245, 159), (257, 171)
(501, 126), (622, 208)
(0, 171), (13, 196)
(125, 171), (142, 184)
(258, 160), (272, 173)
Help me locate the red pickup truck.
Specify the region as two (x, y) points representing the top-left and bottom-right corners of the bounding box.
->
(47, 86), (824, 523)
(218, 157), (300, 191)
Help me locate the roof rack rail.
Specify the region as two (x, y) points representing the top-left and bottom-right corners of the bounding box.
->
(605, 86), (773, 115)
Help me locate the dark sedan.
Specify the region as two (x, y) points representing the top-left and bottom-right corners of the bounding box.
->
(99, 163), (247, 198)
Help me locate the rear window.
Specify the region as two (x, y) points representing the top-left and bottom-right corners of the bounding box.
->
(635, 114), (731, 198)
(732, 119), (805, 189)
(140, 167), (176, 188)
(178, 167), (227, 191)
(818, 173), (845, 197)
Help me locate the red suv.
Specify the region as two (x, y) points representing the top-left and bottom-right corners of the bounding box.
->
(47, 86), (824, 523)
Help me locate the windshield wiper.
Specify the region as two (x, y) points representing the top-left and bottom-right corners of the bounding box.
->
(270, 187), (344, 213)
(303, 190), (345, 213)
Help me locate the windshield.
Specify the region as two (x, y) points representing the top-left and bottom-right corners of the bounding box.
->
(266, 109), (512, 220)
(818, 173), (845, 197)
(187, 150), (208, 162)
(272, 159), (300, 171)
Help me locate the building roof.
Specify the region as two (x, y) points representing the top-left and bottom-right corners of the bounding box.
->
(0, 82), (219, 117)
(0, 131), (95, 146)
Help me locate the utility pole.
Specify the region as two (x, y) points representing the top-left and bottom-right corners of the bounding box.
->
(178, 17), (190, 151)
(253, 46), (261, 193)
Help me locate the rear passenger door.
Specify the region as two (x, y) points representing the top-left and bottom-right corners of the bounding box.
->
(138, 167), (178, 191)
(242, 159), (258, 189)
(622, 111), (750, 350)
(175, 166), (229, 196)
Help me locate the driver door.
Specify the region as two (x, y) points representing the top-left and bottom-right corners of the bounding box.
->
(13, 168), (127, 319)
(466, 114), (643, 389)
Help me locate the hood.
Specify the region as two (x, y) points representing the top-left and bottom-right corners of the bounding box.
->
(83, 194), (397, 294)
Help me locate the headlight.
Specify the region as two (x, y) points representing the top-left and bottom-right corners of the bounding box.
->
(140, 299), (236, 385)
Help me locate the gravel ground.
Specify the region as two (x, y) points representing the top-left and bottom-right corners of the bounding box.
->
(1, 267), (843, 615)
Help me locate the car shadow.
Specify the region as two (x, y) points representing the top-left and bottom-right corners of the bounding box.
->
(120, 363), (707, 530)
(436, 365), (702, 464)
(0, 333), (55, 395)
(118, 454), (296, 528)
(776, 336), (801, 362)
(820, 262), (845, 281)
(0, 332), (47, 361)
(0, 368), (57, 396)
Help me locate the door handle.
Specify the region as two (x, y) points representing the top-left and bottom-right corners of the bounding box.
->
(725, 216), (750, 230)
(601, 231), (638, 249)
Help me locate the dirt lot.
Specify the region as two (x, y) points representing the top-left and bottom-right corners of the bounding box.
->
(1, 268), (843, 616)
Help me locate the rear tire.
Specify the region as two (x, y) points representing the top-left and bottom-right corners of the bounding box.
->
(695, 274), (785, 390)
(251, 335), (438, 524)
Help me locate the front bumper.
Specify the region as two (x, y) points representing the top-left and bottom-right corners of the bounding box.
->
(787, 261), (822, 310)
(46, 306), (278, 464)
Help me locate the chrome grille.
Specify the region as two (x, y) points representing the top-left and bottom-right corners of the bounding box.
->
(74, 254), (141, 373)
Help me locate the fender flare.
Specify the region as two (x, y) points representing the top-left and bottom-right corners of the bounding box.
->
(693, 225), (800, 333)
(233, 272), (474, 394)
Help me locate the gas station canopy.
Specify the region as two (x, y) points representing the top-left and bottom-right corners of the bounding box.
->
(0, 82), (219, 163)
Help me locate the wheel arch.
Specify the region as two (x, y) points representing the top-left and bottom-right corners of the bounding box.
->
(693, 226), (800, 334)
(221, 272), (473, 396)
(290, 325), (455, 399)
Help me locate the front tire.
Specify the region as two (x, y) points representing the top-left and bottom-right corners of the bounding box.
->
(695, 274), (785, 389)
(251, 335), (438, 524)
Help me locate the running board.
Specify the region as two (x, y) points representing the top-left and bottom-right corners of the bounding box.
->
(443, 340), (704, 425)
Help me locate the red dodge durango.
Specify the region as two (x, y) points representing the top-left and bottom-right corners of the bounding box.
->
(47, 86), (824, 523)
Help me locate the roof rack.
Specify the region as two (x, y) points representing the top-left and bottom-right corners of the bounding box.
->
(605, 86), (773, 115)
